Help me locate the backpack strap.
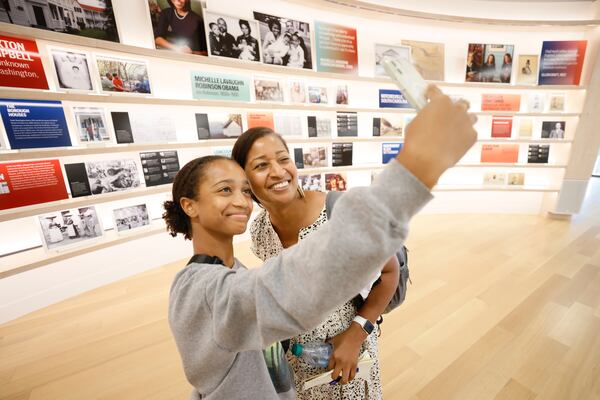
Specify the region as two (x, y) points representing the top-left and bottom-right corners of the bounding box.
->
(187, 254), (225, 266)
(325, 190), (344, 219)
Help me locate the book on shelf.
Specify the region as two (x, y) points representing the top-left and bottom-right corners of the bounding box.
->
(527, 144), (550, 164)
(379, 89), (410, 109)
(491, 117), (513, 138)
(336, 112), (358, 137)
(294, 148), (305, 169)
(274, 115), (303, 136)
(332, 143), (353, 167)
(480, 144), (519, 163)
(111, 112), (134, 144)
(481, 94), (521, 112)
(247, 112), (274, 130)
(140, 151), (180, 187)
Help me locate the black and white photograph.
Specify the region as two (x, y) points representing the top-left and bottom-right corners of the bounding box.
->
(373, 115), (404, 137)
(254, 77), (284, 102)
(86, 159), (141, 195)
(96, 56), (151, 94)
(541, 121), (566, 139)
(38, 206), (103, 251)
(307, 116), (331, 138)
(308, 85), (328, 104)
(303, 146), (328, 167)
(289, 79), (307, 103)
(196, 113), (243, 139)
(253, 11), (312, 69)
(51, 49), (93, 91)
(0, 0), (119, 42)
(112, 204), (151, 233)
(204, 12), (261, 62)
(73, 107), (110, 143)
(147, 0), (207, 55)
(140, 151), (180, 186)
(374, 44), (410, 77)
(298, 174), (323, 191)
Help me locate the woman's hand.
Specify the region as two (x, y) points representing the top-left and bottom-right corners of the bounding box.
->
(327, 323), (367, 384)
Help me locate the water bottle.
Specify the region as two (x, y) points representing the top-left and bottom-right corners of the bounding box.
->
(291, 342), (332, 369)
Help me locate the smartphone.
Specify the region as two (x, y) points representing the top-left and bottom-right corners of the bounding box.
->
(381, 56), (428, 111)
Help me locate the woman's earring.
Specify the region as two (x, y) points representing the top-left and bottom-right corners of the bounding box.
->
(297, 185), (305, 199)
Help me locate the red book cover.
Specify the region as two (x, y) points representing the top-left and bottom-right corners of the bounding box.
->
(0, 34), (49, 90)
(0, 160), (68, 210)
(247, 112), (274, 130)
(480, 144), (519, 163)
(491, 117), (513, 138)
(481, 94), (521, 111)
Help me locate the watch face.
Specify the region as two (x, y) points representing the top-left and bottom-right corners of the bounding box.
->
(364, 320), (375, 334)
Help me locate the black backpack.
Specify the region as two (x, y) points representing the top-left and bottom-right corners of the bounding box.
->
(325, 191), (410, 314)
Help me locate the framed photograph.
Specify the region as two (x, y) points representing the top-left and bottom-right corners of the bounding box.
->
(1, 1), (119, 43)
(289, 79), (307, 103)
(374, 44), (410, 77)
(325, 172), (347, 192)
(373, 116), (404, 137)
(73, 107), (110, 144)
(516, 55), (539, 85)
(549, 93), (566, 112)
(204, 11), (261, 62)
(253, 11), (313, 69)
(303, 146), (328, 167)
(308, 85), (328, 104)
(86, 159), (141, 195)
(50, 48), (94, 91)
(336, 85), (348, 105)
(37, 206), (103, 252)
(147, 0), (207, 55)
(196, 113), (243, 139)
(95, 56), (151, 94)
(466, 43), (514, 83)
(401, 40), (445, 81)
(112, 204), (151, 234)
(541, 121), (566, 139)
(298, 174), (323, 191)
(254, 77), (284, 102)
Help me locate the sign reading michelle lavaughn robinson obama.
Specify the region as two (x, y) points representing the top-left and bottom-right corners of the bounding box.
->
(190, 71), (250, 101)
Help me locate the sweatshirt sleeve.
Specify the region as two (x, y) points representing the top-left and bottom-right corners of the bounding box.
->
(171, 160), (432, 352)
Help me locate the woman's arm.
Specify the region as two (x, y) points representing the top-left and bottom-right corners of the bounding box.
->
(327, 256), (399, 384)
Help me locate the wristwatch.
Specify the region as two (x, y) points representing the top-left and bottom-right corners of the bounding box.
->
(352, 315), (375, 335)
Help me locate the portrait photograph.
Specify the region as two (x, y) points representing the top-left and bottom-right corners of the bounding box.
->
(253, 11), (312, 69)
(289, 79), (307, 103)
(517, 55), (539, 85)
(308, 85), (328, 104)
(204, 12), (261, 62)
(51, 49), (93, 91)
(541, 121), (566, 139)
(38, 206), (103, 251)
(96, 56), (152, 94)
(147, 0), (207, 55)
(303, 146), (328, 167)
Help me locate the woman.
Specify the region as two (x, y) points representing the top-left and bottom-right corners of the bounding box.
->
(236, 19), (259, 61)
(263, 20), (289, 65)
(481, 54), (496, 82)
(500, 53), (512, 83)
(154, 0), (207, 55)
(232, 128), (397, 399)
(165, 86), (477, 399)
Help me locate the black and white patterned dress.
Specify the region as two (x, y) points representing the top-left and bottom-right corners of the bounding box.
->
(250, 206), (383, 400)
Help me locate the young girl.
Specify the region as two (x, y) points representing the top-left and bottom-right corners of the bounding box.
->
(164, 86), (477, 399)
(232, 129), (397, 399)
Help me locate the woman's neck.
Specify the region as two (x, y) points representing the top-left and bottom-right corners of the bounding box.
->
(191, 227), (235, 268)
(175, 8), (188, 17)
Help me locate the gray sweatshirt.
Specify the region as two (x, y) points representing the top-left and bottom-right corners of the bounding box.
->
(169, 159), (433, 399)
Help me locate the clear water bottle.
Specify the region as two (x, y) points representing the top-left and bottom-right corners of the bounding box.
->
(291, 342), (333, 369)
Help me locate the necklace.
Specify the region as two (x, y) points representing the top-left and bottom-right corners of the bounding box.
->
(174, 9), (187, 20)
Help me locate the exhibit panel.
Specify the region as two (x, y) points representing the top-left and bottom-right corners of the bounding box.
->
(0, 0), (598, 322)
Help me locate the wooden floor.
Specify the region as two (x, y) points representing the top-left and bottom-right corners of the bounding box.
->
(1, 179), (600, 400)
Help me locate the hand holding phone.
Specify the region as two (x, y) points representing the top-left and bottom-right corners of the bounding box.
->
(381, 56), (428, 110)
